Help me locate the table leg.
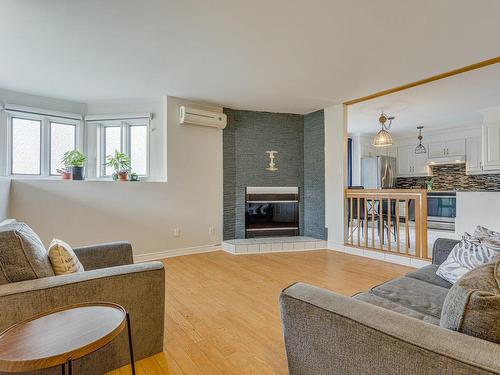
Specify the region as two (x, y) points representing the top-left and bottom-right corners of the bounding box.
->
(68, 359), (72, 375)
(61, 363), (65, 375)
(126, 312), (136, 375)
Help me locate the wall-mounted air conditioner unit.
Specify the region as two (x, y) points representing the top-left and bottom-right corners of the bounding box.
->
(179, 106), (227, 130)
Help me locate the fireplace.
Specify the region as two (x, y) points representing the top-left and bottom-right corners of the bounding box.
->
(245, 187), (299, 238)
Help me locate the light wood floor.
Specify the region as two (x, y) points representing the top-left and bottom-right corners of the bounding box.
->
(107, 249), (412, 375)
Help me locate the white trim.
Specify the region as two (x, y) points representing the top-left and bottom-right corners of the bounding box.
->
(330, 244), (431, 268)
(3, 104), (83, 120)
(85, 113), (152, 122)
(133, 244), (219, 262)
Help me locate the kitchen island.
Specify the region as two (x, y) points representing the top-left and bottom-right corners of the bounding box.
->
(455, 191), (500, 234)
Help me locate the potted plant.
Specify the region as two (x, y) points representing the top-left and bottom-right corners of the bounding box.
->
(56, 168), (72, 180)
(106, 151), (131, 181)
(62, 150), (87, 180)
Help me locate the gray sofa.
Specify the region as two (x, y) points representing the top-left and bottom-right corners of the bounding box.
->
(280, 239), (500, 375)
(0, 241), (165, 375)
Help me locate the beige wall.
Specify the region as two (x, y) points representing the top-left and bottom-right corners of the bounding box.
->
(9, 96), (223, 258)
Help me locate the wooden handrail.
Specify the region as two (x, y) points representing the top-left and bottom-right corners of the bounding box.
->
(344, 189), (429, 260)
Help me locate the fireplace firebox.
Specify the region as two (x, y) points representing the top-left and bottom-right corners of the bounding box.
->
(245, 187), (299, 238)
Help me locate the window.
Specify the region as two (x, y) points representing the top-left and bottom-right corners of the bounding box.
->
(5, 108), (82, 177)
(11, 118), (41, 175)
(50, 122), (76, 175)
(129, 125), (148, 176)
(104, 126), (122, 176)
(98, 119), (149, 178)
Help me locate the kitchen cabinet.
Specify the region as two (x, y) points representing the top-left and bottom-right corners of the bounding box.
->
(397, 145), (429, 177)
(447, 139), (467, 157)
(360, 142), (396, 159)
(482, 124), (500, 170)
(466, 137), (483, 175)
(428, 139), (465, 159)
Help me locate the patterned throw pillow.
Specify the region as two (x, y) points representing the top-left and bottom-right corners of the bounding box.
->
(472, 225), (500, 250)
(48, 239), (84, 275)
(436, 236), (499, 284)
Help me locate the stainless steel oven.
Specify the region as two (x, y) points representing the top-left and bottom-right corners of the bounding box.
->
(427, 192), (456, 231)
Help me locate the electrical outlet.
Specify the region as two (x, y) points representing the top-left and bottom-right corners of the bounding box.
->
(208, 225), (215, 235)
(173, 228), (180, 237)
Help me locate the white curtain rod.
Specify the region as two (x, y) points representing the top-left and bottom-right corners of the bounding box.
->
(84, 113), (152, 122)
(3, 104), (83, 121)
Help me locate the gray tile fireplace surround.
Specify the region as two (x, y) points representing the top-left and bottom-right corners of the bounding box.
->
(223, 108), (326, 241)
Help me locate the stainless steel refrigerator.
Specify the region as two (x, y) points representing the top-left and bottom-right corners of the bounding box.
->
(361, 156), (397, 189)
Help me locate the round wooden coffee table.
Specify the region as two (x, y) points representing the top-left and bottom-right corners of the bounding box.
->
(0, 302), (135, 374)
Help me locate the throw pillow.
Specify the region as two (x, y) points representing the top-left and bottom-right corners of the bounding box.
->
(440, 259), (500, 344)
(472, 225), (500, 250)
(48, 239), (84, 275)
(436, 237), (499, 284)
(0, 219), (16, 227)
(0, 222), (55, 284)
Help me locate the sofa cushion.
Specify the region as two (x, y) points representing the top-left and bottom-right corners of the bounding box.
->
(406, 265), (452, 289)
(353, 292), (440, 325)
(436, 237), (499, 284)
(0, 222), (55, 284)
(440, 259), (500, 344)
(370, 277), (449, 318)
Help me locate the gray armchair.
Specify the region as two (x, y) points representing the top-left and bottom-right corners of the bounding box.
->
(0, 242), (165, 375)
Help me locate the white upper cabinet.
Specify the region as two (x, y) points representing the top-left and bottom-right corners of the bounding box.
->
(397, 145), (429, 177)
(428, 139), (465, 159)
(482, 124), (500, 170)
(446, 139), (466, 157)
(466, 137), (482, 175)
(428, 141), (447, 158)
(414, 152), (429, 175)
(360, 140), (396, 159)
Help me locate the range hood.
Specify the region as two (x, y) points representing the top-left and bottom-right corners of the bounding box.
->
(427, 155), (466, 166)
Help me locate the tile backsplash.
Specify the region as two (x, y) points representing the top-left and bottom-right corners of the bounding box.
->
(396, 164), (500, 191)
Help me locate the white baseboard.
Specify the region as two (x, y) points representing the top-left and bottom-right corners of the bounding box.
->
(332, 244), (430, 268)
(134, 244), (220, 262)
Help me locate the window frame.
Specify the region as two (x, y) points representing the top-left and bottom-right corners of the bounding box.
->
(49, 121), (78, 176)
(9, 115), (43, 176)
(97, 119), (150, 179)
(5, 112), (83, 178)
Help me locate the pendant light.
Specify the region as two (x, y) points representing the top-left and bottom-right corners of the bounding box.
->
(372, 113), (394, 147)
(414, 126), (427, 154)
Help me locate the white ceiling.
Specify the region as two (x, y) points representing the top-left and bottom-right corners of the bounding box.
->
(348, 63), (500, 137)
(1, 0), (499, 114)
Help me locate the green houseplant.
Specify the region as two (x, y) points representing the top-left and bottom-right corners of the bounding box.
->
(61, 150), (87, 180)
(106, 151), (131, 181)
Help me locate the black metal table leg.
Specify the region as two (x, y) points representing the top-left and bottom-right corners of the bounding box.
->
(61, 363), (65, 375)
(126, 312), (136, 375)
(68, 359), (72, 375)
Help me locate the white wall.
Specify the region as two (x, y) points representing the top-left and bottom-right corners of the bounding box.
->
(8, 96), (223, 258)
(325, 104), (347, 249)
(456, 192), (500, 235)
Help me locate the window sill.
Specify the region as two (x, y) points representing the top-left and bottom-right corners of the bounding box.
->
(3, 176), (167, 183)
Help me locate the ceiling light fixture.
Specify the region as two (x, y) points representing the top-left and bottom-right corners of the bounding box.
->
(414, 126), (427, 154)
(372, 113), (394, 147)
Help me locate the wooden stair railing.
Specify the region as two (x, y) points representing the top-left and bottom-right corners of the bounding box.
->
(345, 189), (429, 260)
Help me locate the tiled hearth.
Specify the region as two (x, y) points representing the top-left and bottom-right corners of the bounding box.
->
(222, 236), (327, 254)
